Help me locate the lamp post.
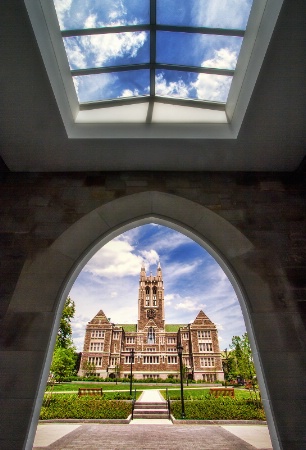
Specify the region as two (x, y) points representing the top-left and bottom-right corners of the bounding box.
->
(222, 348), (229, 388)
(129, 349), (135, 395)
(177, 344), (185, 419)
(115, 364), (119, 385)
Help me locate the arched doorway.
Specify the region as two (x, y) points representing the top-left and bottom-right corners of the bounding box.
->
(18, 192), (279, 449)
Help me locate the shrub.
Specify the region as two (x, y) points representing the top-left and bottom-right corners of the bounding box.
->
(40, 395), (131, 420)
(170, 397), (266, 421)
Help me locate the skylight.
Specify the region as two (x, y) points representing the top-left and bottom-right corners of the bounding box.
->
(25, 0), (284, 136)
(53, 0), (252, 116)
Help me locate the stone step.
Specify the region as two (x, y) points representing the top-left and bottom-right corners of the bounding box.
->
(134, 408), (168, 414)
(133, 413), (169, 419)
(134, 403), (167, 410)
(135, 401), (167, 405)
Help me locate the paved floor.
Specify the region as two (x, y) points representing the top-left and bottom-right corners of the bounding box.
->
(33, 423), (272, 449)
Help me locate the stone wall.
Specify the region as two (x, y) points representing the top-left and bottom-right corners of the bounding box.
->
(0, 171), (305, 450)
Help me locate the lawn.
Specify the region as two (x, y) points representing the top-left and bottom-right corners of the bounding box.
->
(50, 382), (176, 392)
(162, 388), (258, 400)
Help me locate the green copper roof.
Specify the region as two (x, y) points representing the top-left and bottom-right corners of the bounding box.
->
(118, 324), (137, 332)
(165, 324), (186, 332)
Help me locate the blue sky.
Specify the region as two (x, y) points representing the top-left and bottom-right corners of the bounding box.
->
(70, 224), (246, 352)
(54, 0), (252, 103)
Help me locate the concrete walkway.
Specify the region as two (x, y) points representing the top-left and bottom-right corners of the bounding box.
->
(137, 389), (166, 403)
(33, 423), (272, 449)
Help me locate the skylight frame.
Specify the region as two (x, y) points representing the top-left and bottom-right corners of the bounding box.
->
(60, 0), (243, 114)
(24, 0), (285, 138)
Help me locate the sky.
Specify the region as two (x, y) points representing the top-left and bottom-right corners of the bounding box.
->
(70, 224), (246, 352)
(53, 0), (253, 103)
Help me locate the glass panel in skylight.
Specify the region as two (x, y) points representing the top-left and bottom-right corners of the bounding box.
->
(53, 0), (150, 31)
(63, 32), (149, 70)
(157, 0), (253, 30)
(155, 70), (232, 103)
(156, 32), (242, 70)
(73, 70), (150, 103)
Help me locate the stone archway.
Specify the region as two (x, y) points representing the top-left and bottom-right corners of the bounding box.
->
(9, 192), (279, 449)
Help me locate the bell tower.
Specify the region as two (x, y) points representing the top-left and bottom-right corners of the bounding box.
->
(137, 262), (165, 330)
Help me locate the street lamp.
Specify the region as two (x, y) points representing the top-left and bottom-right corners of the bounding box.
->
(129, 349), (135, 395)
(222, 348), (229, 388)
(177, 344), (185, 419)
(115, 364), (120, 385)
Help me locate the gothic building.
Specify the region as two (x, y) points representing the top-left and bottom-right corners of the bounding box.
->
(79, 264), (224, 381)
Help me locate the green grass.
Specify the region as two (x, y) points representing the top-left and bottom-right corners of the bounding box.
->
(162, 388), (257, 400)
(50, 382), (178, 392)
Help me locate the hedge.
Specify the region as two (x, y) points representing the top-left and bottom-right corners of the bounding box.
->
(170, 397), (266, 421)
(40, 395), (131, 420)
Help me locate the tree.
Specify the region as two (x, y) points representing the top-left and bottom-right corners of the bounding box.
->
(82, 360), (97, 377)
(50, 297), (77, 381)
(56, 296), (75, 349)
(228, 333), (256, 382)
(50, 347), (77, 382)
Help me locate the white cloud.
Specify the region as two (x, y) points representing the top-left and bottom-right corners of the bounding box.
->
(73, 72), (115, 102)
(191, 48), (237, 102)
(194, 0), (252, 29)
(155, 73), (190, 98)
(204, 48), (238, 70)
(84, 14), (98, 29)
(84, 239), (142, 278)
(82, 237), (160, 278)
(175, 297), (207, 312)
(120, 88), (139, 98)
(53, 0), (72, 29)
(139, 249), (160, 267)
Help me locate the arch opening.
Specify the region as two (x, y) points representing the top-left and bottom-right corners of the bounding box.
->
(24, 192), (279, 450)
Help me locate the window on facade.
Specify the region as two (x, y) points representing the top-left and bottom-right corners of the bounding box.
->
(91, 330), (105, 339)
(182, 332), (189, 340)
(90, 342), (104, 352)
(167, 337), (176, 344)
(167, 348), (176, 352)
(143, 356), (159, 364)
(147, 327), (155, 344)
(126, 337), (135, 344)
(125, 355), (134, 364)
(88, 356), (102, 366)
(200, 357), (215, 367)
(113, 332), (120, 339)
(199, 342), (213, 352)
(198, 330), (211, 339)
(52, 0), (253, 123)
(167, 356), (177, 364)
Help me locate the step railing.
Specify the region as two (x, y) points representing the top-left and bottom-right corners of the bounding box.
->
(131, 388), (136, 420)
(166, 388), (171, 420)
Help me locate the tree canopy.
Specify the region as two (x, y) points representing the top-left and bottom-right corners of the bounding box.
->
(56, 296), (75, 349)
(226, 333), (256, 382)
(50, 296), (77, 381)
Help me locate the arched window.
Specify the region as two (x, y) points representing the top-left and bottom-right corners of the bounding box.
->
(152, 286), (157, 305)
(145, 286), (150, 305)
(147, 327), (155, 344)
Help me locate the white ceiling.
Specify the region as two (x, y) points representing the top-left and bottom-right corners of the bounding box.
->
(0, 0), (305, 172)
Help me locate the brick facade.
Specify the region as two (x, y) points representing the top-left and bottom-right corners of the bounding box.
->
(79, 265), (224, 381)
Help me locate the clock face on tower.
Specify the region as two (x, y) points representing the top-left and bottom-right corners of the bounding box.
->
(147, 309), (156, 319)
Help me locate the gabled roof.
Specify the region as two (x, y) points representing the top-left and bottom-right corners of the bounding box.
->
(192, 310), (215, 327)
(89, 309), (110, 324)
